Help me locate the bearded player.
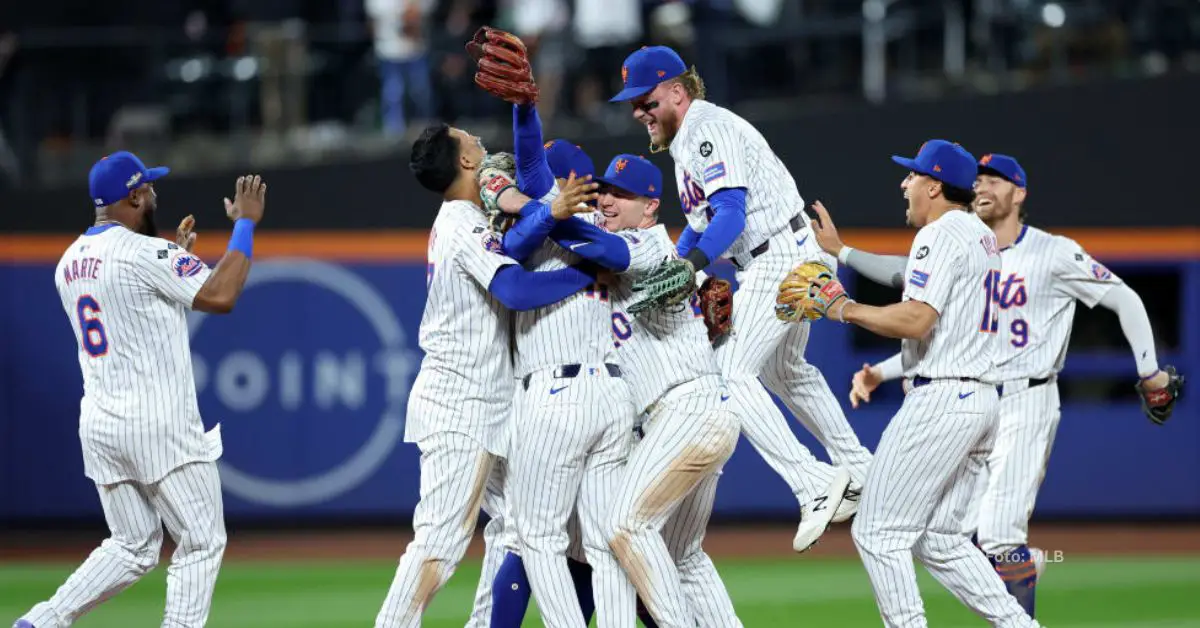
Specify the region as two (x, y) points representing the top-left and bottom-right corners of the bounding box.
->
(607, 45), (869, 551)
(819, 152), (1183, 618)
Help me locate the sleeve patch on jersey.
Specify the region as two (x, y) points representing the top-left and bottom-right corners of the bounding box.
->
(699, 141), (713, 157)
(472, 226), (485, 234)
(1074, 252), (1085, 262)
(909, 269), (930, 288)
(480, 231), (505, 254)
(157, 249), (169, 259)
(171, 253), (205, 278)
(1091, 262), (1112, 280)
(915, 245), (930, 259)
(702, 162), (726, 184)
(167, 243), (179, 250)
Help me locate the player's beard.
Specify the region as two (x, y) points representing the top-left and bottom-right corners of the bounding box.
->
(137, 208), (157, 236)
(974, 190), (1014, 226)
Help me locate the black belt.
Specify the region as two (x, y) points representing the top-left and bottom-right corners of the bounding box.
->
(911, 375), (1003, 395)
(731, 214), (805, 271)
(522, 363), (621, 390)
(999, 377), (1051, 397)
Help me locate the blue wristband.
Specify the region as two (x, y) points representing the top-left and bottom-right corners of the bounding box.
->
(228, 218), (255, 258)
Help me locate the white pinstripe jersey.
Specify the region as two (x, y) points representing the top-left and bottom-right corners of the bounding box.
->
(608, 225), (720, 412)
(54, 223), (220, 484)
(513, 190), (617, 376)
(991, 225), (1122, 380)
(669, 99), (807, 259)
(900, 210), (1003, 382)
(409, 200), (518, 453)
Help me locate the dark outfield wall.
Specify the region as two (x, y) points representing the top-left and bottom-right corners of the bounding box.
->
(2, 75), (1197, 233)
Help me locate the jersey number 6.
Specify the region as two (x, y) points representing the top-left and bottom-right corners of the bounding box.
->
(76, 295), (109, 357)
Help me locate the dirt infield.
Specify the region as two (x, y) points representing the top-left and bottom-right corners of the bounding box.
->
(4, 523), (1198, 563)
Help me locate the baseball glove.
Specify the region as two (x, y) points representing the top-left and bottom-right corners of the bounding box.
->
(466, 26), (538, 105)
(477, 151), (517, 215)
(1137, 365), (1185, 426)
(628, 259), (697, 315)
(698, 277), (733, 345)
(775, 262), (852, 323)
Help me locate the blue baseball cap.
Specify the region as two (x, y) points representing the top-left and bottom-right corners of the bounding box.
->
(595, 154), (662, 199)
(977, 153), (1027, 188)
(610, 46), (688, 102)
(891, 140), (977, 190)
(88, 151), (170, 207)
(544, 140), (596, 180)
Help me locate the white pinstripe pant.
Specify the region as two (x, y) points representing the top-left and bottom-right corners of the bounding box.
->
(609, 376), (740, 628)
(851, 382), (1040, 628)
(965, 381), (1061, 556)
(21, 461), (226, 628)
(507, 368), (637, 628)
(375, 432), (496, 628)
(721, 234), (873, 500)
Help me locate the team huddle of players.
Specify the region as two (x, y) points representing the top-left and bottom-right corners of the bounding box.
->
(17, 24), (1183, 628)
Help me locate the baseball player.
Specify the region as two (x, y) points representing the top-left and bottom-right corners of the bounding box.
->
(373, 124), (604, 628)
(776, 140), (1044, 627)
(609, 46), (869, 551)
(822, 153), (1183, 617)
(503, 153), (743, 627)
(478, 113), (640, 628)
(14, 153), (266, 628)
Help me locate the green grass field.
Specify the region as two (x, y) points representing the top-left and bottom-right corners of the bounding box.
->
(3, 556), (1199, 627)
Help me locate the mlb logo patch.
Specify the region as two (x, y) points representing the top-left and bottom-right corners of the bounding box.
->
(171, 253), (204, 278)
(703, 162), (726, 184)
(1091, 262), (1112, 280)
(909, 269), (930, 288)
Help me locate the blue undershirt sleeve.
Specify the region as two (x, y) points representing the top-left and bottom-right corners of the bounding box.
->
(488, 264), (595, 311)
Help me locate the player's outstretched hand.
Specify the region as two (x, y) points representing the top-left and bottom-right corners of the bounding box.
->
(225, 175), (266, 224)
(551, 173), (599, 220)
(809, 201), (845, 258)
(849, 363), (883, 409)
(176, 215), (197, 252)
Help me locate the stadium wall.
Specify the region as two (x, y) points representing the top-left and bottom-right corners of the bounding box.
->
(1, 231), (1196, 525)
(2, 75), (1199, 233)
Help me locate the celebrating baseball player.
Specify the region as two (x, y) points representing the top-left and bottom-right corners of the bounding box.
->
(373, 124), (604, 628)
(500, 151), (744, 626)
(608, 45), (869, 552)
(820, 152), (1184, 618)
(15, 153), (265, 628)
(776, 140), (1044, 627)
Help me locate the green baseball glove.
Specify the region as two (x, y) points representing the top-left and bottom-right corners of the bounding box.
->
(627, 259), (697, 315)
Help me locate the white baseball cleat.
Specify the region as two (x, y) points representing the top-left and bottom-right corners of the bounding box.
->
(793, 467), (851, 552)
(831, 480), (862, 523)
(1031, 546), (1047, 579)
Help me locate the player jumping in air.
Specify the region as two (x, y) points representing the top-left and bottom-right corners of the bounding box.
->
(608, 45), (870, 552)
(15, 153), (266, 628)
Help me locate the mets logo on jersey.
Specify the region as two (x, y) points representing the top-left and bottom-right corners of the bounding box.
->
(171, 253), (204, 278)
(481, 231), (504, 254)
(1091, 262), (1112, 280)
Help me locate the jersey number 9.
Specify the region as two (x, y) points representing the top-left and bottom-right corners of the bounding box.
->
(76, 295), (109, 357)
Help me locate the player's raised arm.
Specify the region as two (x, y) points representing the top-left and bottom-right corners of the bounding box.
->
(810, 201), (907, 289)
(192, 175), (265, 313)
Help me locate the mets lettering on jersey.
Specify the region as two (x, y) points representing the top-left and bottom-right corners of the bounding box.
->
(668, 99), (806, 259)
(188, 260), (418, 508)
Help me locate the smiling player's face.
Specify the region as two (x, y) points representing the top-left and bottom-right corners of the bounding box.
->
(629, 82), (685, 148)
(972, 174), (1023, 225)
(597, 185), (657, 232)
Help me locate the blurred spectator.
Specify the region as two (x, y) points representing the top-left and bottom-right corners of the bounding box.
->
(427, 0), (501, 123)
(231, 0), (310, 136)
(366, 0), (437, 137)
(506, 0), (569, 123)
(571, 0), (643, 122)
